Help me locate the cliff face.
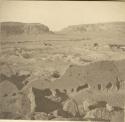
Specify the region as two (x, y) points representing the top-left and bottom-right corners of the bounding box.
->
(0, 22), (50, 35)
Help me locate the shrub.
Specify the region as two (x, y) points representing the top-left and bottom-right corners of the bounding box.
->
(51, 71), (60, 78)
(22, 53), (31, 59)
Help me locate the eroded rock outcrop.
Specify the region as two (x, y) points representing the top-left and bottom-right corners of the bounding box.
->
(50, 60), (125, 91)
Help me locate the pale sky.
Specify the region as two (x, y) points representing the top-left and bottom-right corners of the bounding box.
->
(0, 1), (125, 31)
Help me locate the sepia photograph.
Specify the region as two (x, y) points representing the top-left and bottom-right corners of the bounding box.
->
(0, 1), (125, 121)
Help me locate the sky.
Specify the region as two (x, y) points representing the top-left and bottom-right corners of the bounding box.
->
(0, 1), (125, 31)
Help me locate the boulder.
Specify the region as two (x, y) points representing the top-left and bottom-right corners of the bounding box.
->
(82, 99), (95, 112)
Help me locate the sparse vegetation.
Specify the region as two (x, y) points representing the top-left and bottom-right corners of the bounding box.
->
(12, 93), (16, 96)
(93, 43), (98, 47)
(98, 84), (101, 90)
(22, 53), (32, 59)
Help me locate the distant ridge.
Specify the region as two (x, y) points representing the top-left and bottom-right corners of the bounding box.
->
(60, 22), (125, 33)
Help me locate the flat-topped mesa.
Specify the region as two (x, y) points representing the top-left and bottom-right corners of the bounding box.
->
(0, 22), (51, 35)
